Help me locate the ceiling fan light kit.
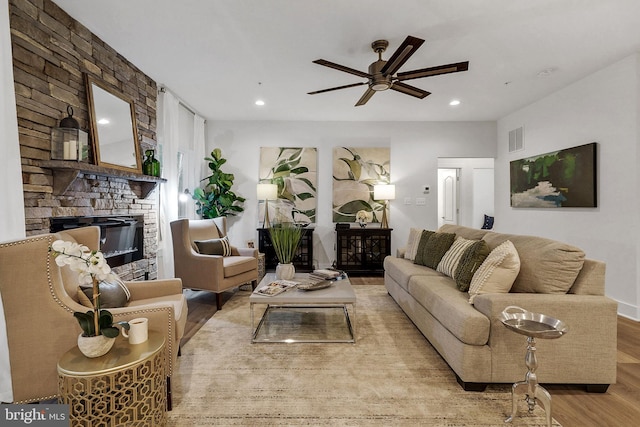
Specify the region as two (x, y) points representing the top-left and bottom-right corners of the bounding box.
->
(309, 35), (469, 106)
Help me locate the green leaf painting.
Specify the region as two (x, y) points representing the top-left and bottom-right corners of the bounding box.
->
(510, 142), (597, 208)
(333, 147), (390, 223)
(259, 147), (317, 223)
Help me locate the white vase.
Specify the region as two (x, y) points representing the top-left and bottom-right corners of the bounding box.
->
(77, 333), (115, 358)
(275, 263), (295, 280)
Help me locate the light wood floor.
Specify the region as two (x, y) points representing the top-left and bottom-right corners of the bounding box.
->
(181, 277), (640, 427)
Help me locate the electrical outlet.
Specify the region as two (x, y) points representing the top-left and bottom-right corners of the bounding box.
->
(416, 197), (426, 206)
(404, 197), (412, 205)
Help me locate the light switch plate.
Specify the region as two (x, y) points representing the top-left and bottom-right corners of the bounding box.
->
(404, 197), (412, 205)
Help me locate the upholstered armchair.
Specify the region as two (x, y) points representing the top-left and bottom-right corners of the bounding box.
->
(0, 227), (187, 408)
(170, 218), (258, 309)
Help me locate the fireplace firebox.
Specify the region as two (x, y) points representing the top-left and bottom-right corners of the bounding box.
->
(50, 216), (144, 268)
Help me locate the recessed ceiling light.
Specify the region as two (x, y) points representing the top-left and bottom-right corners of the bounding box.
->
(255, 99), (265, 106)
(449, 99), (461, 106)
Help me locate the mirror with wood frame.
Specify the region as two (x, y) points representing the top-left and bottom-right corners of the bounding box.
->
(85, 75), (142, 173)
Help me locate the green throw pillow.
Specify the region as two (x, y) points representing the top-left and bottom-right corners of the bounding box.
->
(194, 236), (232, 256)
(413, 230), (435, 266)
(455, 239), (491, 292)
(420, 232), (456, 269)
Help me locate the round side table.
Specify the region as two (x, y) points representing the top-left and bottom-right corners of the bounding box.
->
(58, 330), (166, 427)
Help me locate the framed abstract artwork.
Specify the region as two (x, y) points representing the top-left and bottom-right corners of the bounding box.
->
(510, 142), (597, 208)
(332, 147), (390, 223)
(259, 147), (317, 224)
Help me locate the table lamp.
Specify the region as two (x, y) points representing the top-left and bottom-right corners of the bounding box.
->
(257, 183), (278, 228)
(373, 184), (396, 229)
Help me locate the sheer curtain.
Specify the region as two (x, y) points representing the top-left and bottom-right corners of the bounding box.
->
(157, 90), (180, 279)
(0, 0), (26, 402)
(157, 88), (206, 279)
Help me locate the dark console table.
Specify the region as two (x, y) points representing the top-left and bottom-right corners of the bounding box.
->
(257, 227), (314, 272)
(335, 225), (392, 276)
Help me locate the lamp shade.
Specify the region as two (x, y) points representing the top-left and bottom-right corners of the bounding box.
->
(374, 184), (396, 201)
(257, 183), (278, 200)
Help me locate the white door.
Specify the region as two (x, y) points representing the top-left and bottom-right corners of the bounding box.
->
(438, 168), (459, 228)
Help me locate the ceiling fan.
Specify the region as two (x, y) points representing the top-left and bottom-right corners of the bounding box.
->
(308, 35), (469, 106)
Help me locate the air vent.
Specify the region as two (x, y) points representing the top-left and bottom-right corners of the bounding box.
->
(508, 126), (524, 152)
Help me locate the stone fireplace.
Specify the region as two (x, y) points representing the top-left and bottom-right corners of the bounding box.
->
(9, 0), (161, 280)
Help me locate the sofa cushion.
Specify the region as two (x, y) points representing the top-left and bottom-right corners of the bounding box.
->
(418, 232), (456, 269)
(222, 256), (257, 277)
(436, 236), (476, 278)
(384, 256), (441, 291)
(408, 275), (490, 346)
(404, 228), (424, 261)
(438, 224), (489, 241)
(413, 230), (435, 266)
(482, 232), (584, 294)
(194, 236), (232, 256)
(455, 240), (490, 292)
(469, 240), (520, 304)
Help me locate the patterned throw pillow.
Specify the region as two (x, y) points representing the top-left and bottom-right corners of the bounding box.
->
(436, 236), (476, 278)
(419, 232), (456, 269)
(413, 230), (435, 266)
(404, 228), (424, 261)
(194, 236), (232, 256)
(468, 240), (520, 304)
(455, 240), (490, 292)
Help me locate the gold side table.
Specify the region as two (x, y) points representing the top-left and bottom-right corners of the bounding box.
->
(58, 330), (166, 427)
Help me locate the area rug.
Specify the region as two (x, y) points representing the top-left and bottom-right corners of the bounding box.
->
(168, 285), (560, 426)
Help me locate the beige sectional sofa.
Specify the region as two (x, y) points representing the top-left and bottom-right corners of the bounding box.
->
(384, 224), (618, 392)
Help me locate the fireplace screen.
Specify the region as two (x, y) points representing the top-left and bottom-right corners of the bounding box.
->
(50, 216), (144, 268)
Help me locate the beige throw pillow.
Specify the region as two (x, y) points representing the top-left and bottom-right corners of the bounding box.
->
(468, 240), (520, 304)
(436, 236), (476, 278)
(404, 228), (424, 261)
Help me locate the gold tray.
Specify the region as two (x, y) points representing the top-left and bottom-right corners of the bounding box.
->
(500, 306), (568, 339)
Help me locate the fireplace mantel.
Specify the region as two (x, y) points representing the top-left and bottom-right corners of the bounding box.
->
(38, 160), (167, 198)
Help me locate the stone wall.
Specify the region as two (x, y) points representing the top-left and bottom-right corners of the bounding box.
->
(9, 0), (159, 280)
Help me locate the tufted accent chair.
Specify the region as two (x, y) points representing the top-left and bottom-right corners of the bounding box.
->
(0, 226), (187, 409)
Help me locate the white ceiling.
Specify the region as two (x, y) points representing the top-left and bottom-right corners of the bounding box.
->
(52, 0), (640, 122)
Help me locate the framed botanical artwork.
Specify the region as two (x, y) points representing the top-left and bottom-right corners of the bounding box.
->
(259, 147), (317, 224)
(510, 142), (597, 208)
(333, 147), (390, 223)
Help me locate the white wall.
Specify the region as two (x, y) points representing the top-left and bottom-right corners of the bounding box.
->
(207, 120), (496, 268)
(437, 157), (494, 229)
(496, 54), (640, 320)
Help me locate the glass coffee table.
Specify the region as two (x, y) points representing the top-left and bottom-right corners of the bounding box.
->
(249, 273), (357, 343)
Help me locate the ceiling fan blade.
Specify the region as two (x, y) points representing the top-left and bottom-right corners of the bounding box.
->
(380, 36), (425, 76)
(390, 82), (431, 99)
(396, 61), (469, 82)
(355, 87), (376, 106)
(308, 82), (367, 95)
(312, 59), (370, 78)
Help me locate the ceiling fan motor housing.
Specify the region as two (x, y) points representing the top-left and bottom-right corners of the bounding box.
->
(368, 60), (392, 91)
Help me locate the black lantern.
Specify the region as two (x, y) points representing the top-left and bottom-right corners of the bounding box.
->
(51, 106), (89, 161)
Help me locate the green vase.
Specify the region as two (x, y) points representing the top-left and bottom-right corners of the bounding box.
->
(143, 149), (160, 177)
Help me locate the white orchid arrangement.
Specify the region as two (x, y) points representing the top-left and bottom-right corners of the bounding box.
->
(50, 240), (128, 338)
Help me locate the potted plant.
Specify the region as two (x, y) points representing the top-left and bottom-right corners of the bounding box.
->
(193, 148), (246, 218)
(268, 222), (303, 280)
(50, 240), (129, 358)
